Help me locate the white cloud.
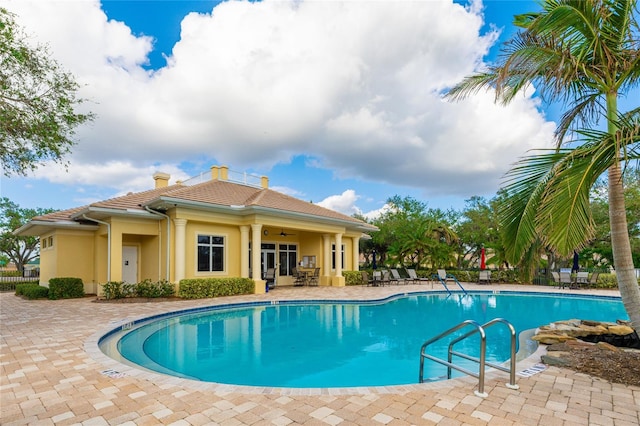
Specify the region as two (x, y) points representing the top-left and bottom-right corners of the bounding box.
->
(363, 204), (391, 221)
(2, 0), (556, 201)
(32, 160), (190, 195)
(316, 189), (361, 216)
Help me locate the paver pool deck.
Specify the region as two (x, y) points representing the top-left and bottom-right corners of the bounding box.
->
(1, 283), (639, 425)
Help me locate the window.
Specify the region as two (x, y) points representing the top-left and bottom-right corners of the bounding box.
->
(279, 244), (297, 276)
(197, 235), (224, 272)
(332, 244), (345, 269)
(48, 236), (53, 247)
(42, 238), (47, 249)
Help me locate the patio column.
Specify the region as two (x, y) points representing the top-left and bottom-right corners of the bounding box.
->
(174, 218), (187, 283)
(322, 234), (331, 286)
(333, 233), (345, 286)
(352, 236), (360, 271)
(251, 224), (266, 294)
(334, 233), (343, 277)
(240, 225), (250, 278)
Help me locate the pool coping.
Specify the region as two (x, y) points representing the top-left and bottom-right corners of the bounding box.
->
(85, 289), (621, 396)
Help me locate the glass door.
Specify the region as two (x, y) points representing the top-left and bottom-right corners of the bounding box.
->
(261, 243), (276, 280)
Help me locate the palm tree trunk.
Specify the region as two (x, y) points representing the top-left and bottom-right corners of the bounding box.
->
(608, 164), (640, 335)
(607, 93), (640, 336)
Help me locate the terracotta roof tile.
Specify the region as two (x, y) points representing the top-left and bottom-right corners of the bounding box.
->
(34, 180), (371, 228)
(32, 205), (88, 222)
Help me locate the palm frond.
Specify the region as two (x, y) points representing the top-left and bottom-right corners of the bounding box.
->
(535, 142), (614, 255)
(445, 72), (499, 102)
(555, 92), (603, 145)
(499, 150), (565, 263)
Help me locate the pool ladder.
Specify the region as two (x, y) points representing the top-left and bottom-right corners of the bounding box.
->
(418, 318), (520, 397)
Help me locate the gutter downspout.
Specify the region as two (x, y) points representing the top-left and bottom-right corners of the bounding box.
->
(82, 214), (111, 282)
(144, 207), (171, 281)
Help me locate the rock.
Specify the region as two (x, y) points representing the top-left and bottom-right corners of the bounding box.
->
(607, 325), (634, 335)
(534, 319), (640, 349)
(532, 333), (576, 344)
(565, 340), (596, 349)
(541, 353), (573, 367)
(548, 340), (594, 352)
(596, 342), (620, 352)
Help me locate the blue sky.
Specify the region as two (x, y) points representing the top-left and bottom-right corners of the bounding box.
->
(1, 0), (580, 217)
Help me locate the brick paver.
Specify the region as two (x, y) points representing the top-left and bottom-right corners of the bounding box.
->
(1, 284), (638, 425)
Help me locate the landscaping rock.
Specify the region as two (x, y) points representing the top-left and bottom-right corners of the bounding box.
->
(533, 319), (640, 349)
(541, 353), (573, 367)
(596, 342), (620, 352)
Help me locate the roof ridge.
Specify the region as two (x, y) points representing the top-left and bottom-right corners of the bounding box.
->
(245, 187), (268, 205)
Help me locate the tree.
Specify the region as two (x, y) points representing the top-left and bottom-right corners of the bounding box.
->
(0, 7), (93, 176)
(586, 172), (640, 268)
(447, 0), (640, 334)
(371, 196), (458, 269)
(455, 196), (501, 269)
(0, 197), (55, 274)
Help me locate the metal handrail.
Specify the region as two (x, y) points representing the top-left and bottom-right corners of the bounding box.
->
(419, 318), (519, 397)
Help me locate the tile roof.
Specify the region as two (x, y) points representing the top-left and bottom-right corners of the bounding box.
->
(32, 179), (372, 228)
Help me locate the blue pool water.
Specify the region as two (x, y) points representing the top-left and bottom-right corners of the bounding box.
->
(103, 292), (627, 388)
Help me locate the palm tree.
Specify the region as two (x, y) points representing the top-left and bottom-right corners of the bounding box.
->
(447, 0), (640, 334)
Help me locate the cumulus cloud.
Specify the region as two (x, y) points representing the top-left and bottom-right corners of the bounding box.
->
(3, 0), (555, 201)
(316, 189), (361, 216)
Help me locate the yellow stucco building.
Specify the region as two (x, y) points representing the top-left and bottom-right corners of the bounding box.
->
(16, 166), (377, 295)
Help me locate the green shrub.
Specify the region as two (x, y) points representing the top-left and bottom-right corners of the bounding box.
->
(591, 273), (632, 289)
(101, 281), (136, 300)
(1, 270), (22, 277)
(1, 280), (37, 292)
(15, 283), (49, 299)
(48, 277), (84, 300)
(179, 278), (254, 299)
(344, 271), (364, 286)
(135, 279), (175, 298)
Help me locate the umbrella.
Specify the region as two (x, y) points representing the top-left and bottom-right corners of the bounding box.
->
(480, 247), (486, 270)
(372, 250), (377, 270)
(572, 251), (579, 273)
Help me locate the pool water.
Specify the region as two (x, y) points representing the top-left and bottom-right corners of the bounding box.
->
(107, 292), (627, 388)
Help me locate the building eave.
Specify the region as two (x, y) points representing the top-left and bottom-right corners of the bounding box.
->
(69, 206), (159, 221)
(14, 220), (99, 237)
(146, 196), (378, 232)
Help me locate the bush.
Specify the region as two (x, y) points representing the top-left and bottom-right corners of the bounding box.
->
(48, 277), (84, 300)
(344, 271), (364, 286)
(101, 281), (136, 300)
(15, 283), (49, 299)
(1, 280), (37, 292)
(590, 273), (639, 289)
(135, 279), (175, 298)
(179, 278), (254, 299)
(1, 270), (22, 277)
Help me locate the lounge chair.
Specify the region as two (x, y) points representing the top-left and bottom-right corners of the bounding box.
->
(588, 271), (600, 288)
(407, 269), (430, 285)
(361, 271), (370, 286)
(551, 271), (561, 288)
(371, 270), (390, 286)
(432, 269), (467, 295)
(390, 269), (408, 285)
(478, 270), (491, 284)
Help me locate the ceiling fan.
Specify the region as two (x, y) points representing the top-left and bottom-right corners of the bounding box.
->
(280, 229), (296, 237)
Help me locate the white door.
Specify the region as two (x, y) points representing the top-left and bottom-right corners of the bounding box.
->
(122, 246), (138, 283)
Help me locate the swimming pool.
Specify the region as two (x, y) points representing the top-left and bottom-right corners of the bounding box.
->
(99, 291), (627, 388)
